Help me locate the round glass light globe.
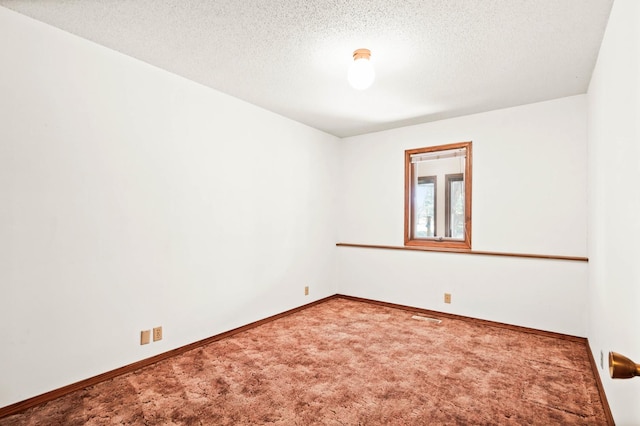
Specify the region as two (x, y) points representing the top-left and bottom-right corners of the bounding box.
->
(348, 58), (375, 90)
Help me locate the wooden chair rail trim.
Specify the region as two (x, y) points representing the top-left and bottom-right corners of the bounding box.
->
(336, 242), (588, 262)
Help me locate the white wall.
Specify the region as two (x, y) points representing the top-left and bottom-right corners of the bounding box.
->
(0, 7), (339, 408)
(587, 0), (640, 424)
(337, 96), (588, 335)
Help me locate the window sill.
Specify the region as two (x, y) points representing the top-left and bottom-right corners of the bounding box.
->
(405, 238), (471, 250)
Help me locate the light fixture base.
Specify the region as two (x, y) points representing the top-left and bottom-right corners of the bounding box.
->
(352, 48), (371, 61)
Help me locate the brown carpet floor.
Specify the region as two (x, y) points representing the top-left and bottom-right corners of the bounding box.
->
(1, 297), (608, 425)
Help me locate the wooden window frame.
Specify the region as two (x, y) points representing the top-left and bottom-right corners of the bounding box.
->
(404, 141), (472, 250)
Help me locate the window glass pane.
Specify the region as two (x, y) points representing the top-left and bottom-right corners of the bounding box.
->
(449, 180), (465, 239)
(414, 178), (435, 237)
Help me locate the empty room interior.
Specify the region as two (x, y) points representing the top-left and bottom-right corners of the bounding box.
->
(1, 0), (639, 424)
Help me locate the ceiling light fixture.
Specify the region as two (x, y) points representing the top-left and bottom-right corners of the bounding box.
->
(348, 48), (375, 90)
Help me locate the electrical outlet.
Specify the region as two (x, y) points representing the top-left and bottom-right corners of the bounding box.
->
(153, 326), (163, 342)
(140, 330), (151, 345)
(304, 286), (309, 296)
(444, 293), (452, 304)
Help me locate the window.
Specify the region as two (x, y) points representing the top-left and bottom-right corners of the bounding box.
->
(404, 141), (472, 250)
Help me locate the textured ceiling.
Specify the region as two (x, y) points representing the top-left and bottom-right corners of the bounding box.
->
(0, 0), (614, 137)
